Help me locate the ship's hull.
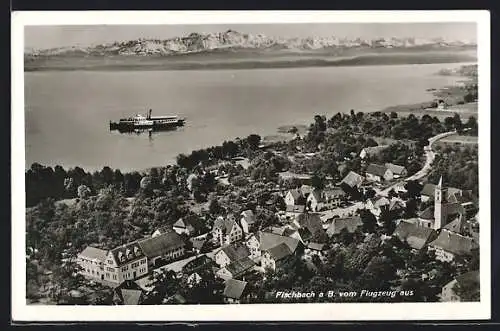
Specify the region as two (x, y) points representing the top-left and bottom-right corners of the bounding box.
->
(110, 118), (185, 132)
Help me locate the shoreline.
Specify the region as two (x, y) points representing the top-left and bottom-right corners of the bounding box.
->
(24, 52), (476, 72)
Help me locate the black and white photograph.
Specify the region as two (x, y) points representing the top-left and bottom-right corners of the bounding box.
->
(12, 11), (490, 321)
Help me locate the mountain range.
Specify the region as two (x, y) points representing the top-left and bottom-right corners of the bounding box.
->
(26, 29), (477, 57)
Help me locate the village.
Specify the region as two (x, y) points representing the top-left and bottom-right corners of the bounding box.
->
(72, 123), (479, 305)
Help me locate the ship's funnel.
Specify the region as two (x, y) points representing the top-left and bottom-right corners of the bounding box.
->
(148, 109), (152, 119)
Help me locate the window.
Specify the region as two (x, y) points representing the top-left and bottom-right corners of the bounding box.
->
(112, 274), (117, 280)
(106, 273), (110, 278)
(107, 267), (114, 272)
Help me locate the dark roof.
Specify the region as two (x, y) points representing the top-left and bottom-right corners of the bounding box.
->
(113, 280), (144, 305)
(190, 237), (207, 250)
(297, 213), (326, 238)
(223, 279), (248, 299)
(110, 241), (144, 267)
(266, 242), (293, 261)
(240, 210), (256, 225)
(265, 226), (287, 236)
(421, 183), (436, 197)
(285, 205), (305, 213)
(78, 246), (108, 261)
(443, 217), (465, 234)
(307, 242), (326, 251)
(419, 202), (465, 223)
(429, 229), (478, 256)
(182, 254), (213, 274)
(419, 206), (434, 220)
(385, 163), (407, 175)
(225, 257), (255, 277)
(257, 231), (301, 253)
(308, 189), (323, 203)
(213, 216), (239, 234)
(138, 231), (185, 259)
(393, 221), (437, 250)
(173, 215), (204, 233)
(288, 189), (304, 201)
(366, 164), (389, 177)
(121, 289), (143, 305)
(221, 244), (250, 262)
(341, 171), (364, 188)
(326, 216), (363, 237)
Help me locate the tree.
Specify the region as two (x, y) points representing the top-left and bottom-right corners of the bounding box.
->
(246, 134), (262, 150)
(465, 116), (478, 135)
(379, 209), (396, 235)
(209, 199), (222, 215)
(360, 209), (377, 234)
(453, 277), (480, 302)
(311, 173), (325, 190)
(405, 180), (423, 199)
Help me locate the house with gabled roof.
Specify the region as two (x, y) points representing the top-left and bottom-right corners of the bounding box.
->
(365, 164), (393, 182)
(253, 230), (302, 256)
(240, 209), (257, 234)
(341, 171), (364, 190)
(261, 242), (294, 272)
(428, 229), (479, 262)
(223, 279), (249, 304)
(305, 188), (345, 212)
(212, 215), (243, 247)
(215, 243), (250, 268)
(306, 188), (324, 212)
(296, 213), (328, 244)
(285, 188), (306, 206)
(112, 280), (145, 305)
(385, 163), (408, 178)
(216, 257), (255, 280)
(77, 246), (108, 282)
(326, 215), (363, 237)
(172, 215), (206, 236)
(138, 230), (186, 267)
(103, 241), (148, 284)
(393, 221), (438, 251)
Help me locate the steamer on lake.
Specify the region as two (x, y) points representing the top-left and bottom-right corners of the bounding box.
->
(110, 109), (185, 133)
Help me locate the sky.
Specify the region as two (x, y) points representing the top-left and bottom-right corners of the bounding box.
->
(25, 22), (477, 50)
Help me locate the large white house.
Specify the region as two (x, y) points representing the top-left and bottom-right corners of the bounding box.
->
(77, 246), (108, 281)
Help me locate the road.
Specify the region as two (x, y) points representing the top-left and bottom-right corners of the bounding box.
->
(375, 130), (456, 197)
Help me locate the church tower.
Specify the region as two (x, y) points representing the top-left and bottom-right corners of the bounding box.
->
(433, 176), (446, 229)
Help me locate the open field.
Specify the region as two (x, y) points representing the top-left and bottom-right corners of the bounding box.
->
(436, 133), (478, 145)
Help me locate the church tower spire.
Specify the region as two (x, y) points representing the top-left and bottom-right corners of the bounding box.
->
(434, 176), (445, 229)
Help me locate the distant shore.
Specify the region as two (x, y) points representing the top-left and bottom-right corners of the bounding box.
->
(24, 51), (476, 72)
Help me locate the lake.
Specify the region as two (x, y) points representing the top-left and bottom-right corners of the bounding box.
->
(25, 63), (466, 172)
